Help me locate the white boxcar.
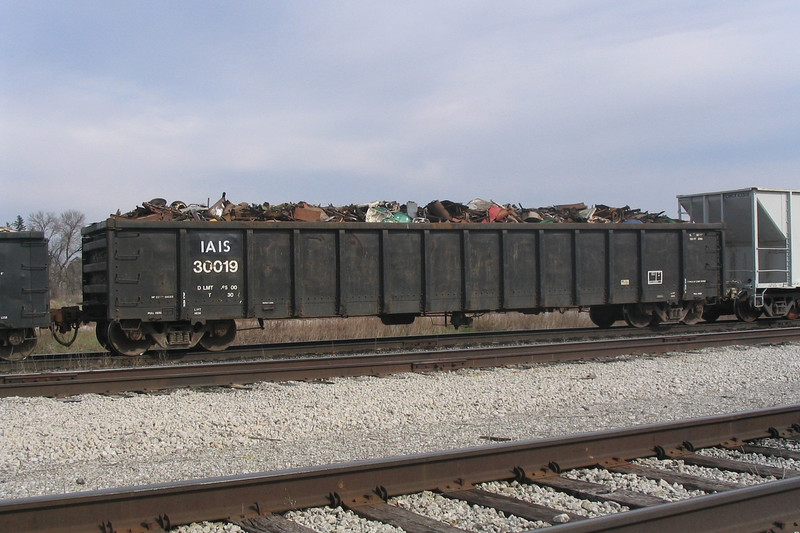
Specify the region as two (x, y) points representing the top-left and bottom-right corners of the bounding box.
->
(678, 187), (800, 320)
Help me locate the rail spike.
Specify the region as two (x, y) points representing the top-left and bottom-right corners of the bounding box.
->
(328, 491), (342, 507)
(156, 513), (171, 529)
(655, 445), (668, 459)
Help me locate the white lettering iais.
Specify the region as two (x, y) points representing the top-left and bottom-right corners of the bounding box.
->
(200, 240), (231, 254)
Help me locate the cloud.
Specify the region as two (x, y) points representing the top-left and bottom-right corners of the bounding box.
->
(2, 1), (800, 223)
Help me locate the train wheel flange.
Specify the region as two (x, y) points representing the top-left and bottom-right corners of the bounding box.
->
(107, 321), (152, 356)
(95, 321), (110, 350)
(589, 306), (618, 329)
(702, 307), (721, 323)
(682, 302), (704, 325)
(623, 304), (656, 328)
(734, 297), (761, 322)
(0, 328), (37, 361)
(199, 320), (237, 351)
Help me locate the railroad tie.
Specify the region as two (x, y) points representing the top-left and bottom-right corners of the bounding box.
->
(607, 461), (743, 492)
(532, 475), (667, 508)
(679, 452), (800, 479)
(723, 443), (800, 461)
(349, 501), (472, 533)
(234, 514), (316, 533)
(440, 488), (586, 523)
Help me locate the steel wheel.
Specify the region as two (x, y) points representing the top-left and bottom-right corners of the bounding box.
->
(734, 296), (761, 323)
(107, 321), (152, 356)
(681, 302), (704, 325)
(702, 307), (721, 323)
(95, 321), (110, 350)
(623, 304), (656, 328)
(589, 306), (619, 329)
(0, 328), (37, 361)
(199, 320), (237, 351)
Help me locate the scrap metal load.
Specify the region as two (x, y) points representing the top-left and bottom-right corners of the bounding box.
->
(112, 193), (679, 224)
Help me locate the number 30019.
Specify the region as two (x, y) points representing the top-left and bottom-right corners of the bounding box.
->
(192, 259), (239, 274)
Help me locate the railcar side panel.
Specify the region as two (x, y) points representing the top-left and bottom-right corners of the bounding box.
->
(540, 230), (574, 307)
(576, 230), (607, 306)
(382, 230), (423, 314)
(609, 231), (639, 304)
(425, 231), (462, 312)
(339, 230), (380, 316)
(641, 231), (682, 303)
(249, 230), (292, 318)
(295, 230), (337, 317)
(183, 230), (244, 320)
(683, 230), (723, 299)
(464, 230), (502, 311)
(0, 232), (49, 329)
(502, 231), (538, 309)
(108, 229), (179, 321)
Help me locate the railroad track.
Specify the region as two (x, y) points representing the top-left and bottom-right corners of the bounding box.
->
(2, 325), (800, 398)
(2, 404), (798, 532)
(5, 318), (792, 374)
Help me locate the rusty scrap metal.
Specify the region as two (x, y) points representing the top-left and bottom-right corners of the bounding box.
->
(112, 193), (680, 224)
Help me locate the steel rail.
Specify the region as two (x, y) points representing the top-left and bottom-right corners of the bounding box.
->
(546, 476), (800, 532)
(5, 318), (791, 373)
(0, 323), (644, 372)
(2, 326), (800, 398)
(1, 404), (798, 533)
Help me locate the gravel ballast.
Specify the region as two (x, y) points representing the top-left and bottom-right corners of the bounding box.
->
(1, 342), (799, 528)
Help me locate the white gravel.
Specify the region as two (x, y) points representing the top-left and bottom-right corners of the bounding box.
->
(753, 437), (800, 451)
(1, 342), (799, 530)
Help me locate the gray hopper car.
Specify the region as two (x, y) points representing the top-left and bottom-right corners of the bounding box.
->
(679, 187), (800, 321)
(81, 219), (724, 356)
(0, 231), (50, 360)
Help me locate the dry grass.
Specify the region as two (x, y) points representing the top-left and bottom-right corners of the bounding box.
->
(236, 310), (591, 345)
(33, 311), (592, 354)
(35, 325), (104, 354)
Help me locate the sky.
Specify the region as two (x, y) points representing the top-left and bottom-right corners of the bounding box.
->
(2, 1), (799, 225)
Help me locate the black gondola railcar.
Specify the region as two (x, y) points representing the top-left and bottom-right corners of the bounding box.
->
(80, 219), (724, 355)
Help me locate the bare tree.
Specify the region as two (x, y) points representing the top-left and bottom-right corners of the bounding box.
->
(28, 210), (85, 301)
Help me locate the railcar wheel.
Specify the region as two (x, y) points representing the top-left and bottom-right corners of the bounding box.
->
(734, 297), (761, 323)
(589, 306), (618, 328)
(199, 320), (237, 351)
(681, 302), (704, 325)
(0, 328), (37, 361)
(623, 304), (656, 328)
(702, 307), (721, 323)
(107, 321), (152, 356)
(95, 321), (110, 350)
